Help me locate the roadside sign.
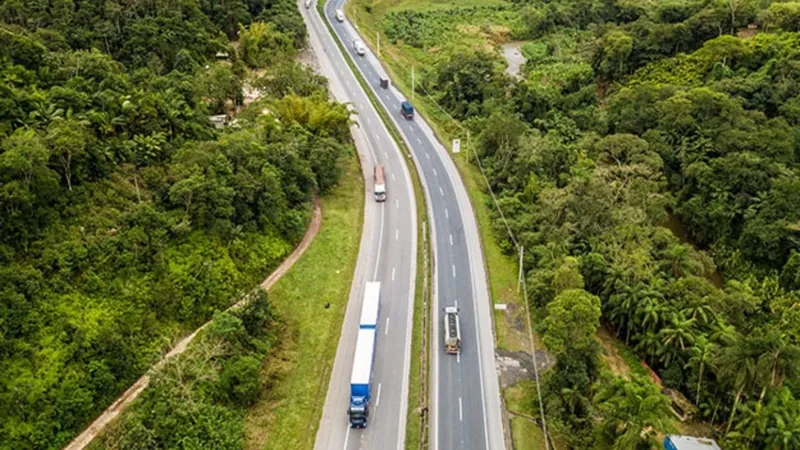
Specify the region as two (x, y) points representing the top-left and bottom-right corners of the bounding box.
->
(452, 139), (461, 153)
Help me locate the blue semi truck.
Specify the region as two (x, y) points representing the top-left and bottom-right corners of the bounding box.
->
(348, 282), (381, 428)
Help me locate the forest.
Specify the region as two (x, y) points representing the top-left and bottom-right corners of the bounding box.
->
(0, 0), (352, 448)
(398, 0), (800, 448)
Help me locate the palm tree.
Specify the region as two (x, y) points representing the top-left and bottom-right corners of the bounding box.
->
(681, 297), (717, 328)
(594, 374), (674, 449)
(736, 401), (770, 444)
(757, 329), (800, 401)
(560, 387), (589, 417)
(715, 334), (768, 434)
(659, 313), (697, 366)
(766, 416), (800, 450)
(635, 331), (663, 363)
(764, 388), (800, 450)
(686, 335), (717, 406)
(608, 282), (647, 345)
(636, 296), (665, 334)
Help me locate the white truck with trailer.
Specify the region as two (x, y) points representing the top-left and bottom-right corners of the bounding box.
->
(444, 306), (461, 354)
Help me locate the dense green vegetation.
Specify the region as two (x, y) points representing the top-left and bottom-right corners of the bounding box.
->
(92, 289), (277, 448)
(0, 1), (354, 448)
(355, 0), (800, 447)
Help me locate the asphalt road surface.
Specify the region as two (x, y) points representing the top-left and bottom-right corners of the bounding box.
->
(308, 0), (506, 448)
(302, 2), (418, 450)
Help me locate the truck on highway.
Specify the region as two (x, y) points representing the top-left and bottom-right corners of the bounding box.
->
(444, 306), (461, 354)
(361, 282), (381, 327)
(400, 100), (414, 120)
(349, 282), (381, 427)
(374, 165), (386, 202)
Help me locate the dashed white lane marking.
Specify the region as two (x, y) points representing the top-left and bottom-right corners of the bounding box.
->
(457, 352), (461, 364)
(425, 152), (431, 160)
(395, 199), (399, 208)
(439, 187), (444, 196)
(367, 117), (372, 125)
(395, 229), (399, 241)
(450, 234), (453, 246)
(385, 317), (390, 335)
(433, 168), (437, 176)
(376, 383), (382, 406)
(392, 267), (396, 281)
(384, 151), (389, 159)
(445, 208), (449, 218)
(391, 173), (396, 181)
(452, 264), (456, 277)
(416, 138), (422, 144)
(459, 397), (463, 421)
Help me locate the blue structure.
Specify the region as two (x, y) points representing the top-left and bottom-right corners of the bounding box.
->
(664, 435), (721, 450)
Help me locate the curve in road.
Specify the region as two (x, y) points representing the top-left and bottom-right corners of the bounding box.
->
(304, 3), (418, 450)
(318, 2), (507, 449)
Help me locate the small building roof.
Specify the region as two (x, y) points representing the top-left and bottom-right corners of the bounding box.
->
(664, 435), (721, 450)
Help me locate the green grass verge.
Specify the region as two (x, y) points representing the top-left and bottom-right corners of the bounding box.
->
(243, 151), (363, 450)
(313, 6), (431, 448)
(504, 381), (546, 450)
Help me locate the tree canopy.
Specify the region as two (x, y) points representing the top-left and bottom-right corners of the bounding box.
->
(0, 0), (350, 447)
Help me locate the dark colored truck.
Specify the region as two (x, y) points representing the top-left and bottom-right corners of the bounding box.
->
(400, 101), (414, 120)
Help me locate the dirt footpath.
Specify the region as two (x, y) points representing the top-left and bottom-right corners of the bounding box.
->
(65, 194), (322, 450)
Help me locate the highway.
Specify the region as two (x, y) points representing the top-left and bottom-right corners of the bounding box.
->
(306, 0), (506, 448)
(301, 2), (417, 450)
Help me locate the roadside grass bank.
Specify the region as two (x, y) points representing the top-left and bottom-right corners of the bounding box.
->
(342, 1), (549, 448)
(243, 151), (363, 450)
(314, 4), (432, 447)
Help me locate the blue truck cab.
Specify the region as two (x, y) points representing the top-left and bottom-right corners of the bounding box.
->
(401, 100), (414, 119)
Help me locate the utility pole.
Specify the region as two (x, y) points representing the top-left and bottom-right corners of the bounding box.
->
(412, 65), (415, 101)
(517, 246), (524, 293)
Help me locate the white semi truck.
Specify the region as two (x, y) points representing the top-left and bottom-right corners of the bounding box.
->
(444, 306), (461, 354)
(374, 165), (386, 202)
(348, 282), (381, 428)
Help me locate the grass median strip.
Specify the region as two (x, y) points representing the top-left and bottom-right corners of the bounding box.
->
(243, 151), (363, 450)
(341, 1), (547, 448)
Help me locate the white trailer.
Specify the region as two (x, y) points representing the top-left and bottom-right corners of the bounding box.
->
(360, 282), (381, 329)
